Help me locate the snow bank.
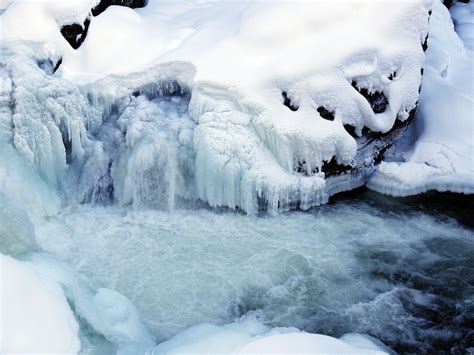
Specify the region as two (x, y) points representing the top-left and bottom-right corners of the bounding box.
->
(0, 252), (157, 354)
(368, 0), (474, 196)
(153, 316), (389, 354)
(0, 254), (81, 354)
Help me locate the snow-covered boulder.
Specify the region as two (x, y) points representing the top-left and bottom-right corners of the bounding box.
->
(0, 1), (434, 214)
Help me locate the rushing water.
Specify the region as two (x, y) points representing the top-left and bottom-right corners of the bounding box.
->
(36, 189), (474, 354)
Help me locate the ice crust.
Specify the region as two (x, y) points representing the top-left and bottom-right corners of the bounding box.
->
(368, 1), (474, 196)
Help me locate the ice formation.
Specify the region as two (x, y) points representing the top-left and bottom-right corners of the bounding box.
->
(368, 1), (474, 196)
(0, 0), (432, 215)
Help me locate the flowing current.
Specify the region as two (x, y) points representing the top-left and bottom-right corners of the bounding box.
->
(36, 190), (473, 354)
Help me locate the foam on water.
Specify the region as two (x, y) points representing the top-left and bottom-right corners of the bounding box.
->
(36, 192), (474, 353)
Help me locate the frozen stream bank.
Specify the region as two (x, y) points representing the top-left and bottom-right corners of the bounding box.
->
(36, 190), (474, 354)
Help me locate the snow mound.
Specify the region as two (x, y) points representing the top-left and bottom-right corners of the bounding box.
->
(368, 1), (474, 197)
(0, 252), (157, 354)
(0, 254), (81, 354)
(153, 316), (389, 354)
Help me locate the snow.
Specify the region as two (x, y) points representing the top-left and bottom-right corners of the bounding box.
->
(0, 0), (97, 50)
(0, 254), (81, 354)
(368, 0), (474, 196)
(0, 252), (157, 354)
(153, 316), (388, 354)
(0, 0), (432, 214)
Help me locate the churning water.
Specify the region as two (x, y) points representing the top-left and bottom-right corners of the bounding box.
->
(37, 190), (474, 354)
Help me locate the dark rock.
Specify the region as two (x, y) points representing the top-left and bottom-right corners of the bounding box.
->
(92, 0), (148, 17)
(422, 35), (429, 52)
(328, 106), (417, 179)
(351, 81), (388, 114)
(281, 91), (298, 111)
(343, 124), (358, 138)
(321, 157), (352, 176)
(294, 158), (352, 177)
(60, 17), (91, 50)
(53, 58), (62, 74)
(317, 106), (335, 121)
(443, 0), (470, 9)
(37, 57), (62, 75)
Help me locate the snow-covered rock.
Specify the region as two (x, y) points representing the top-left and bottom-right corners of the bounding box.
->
(0, 1), (433, 214)
(368, 0), (474, 197)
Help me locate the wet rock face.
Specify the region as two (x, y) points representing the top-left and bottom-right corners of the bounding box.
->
(91, 0), (148, 17)
(295, 107), (416, 179)
(325, 106), (417, 180)
(60, 17), (90, 50)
